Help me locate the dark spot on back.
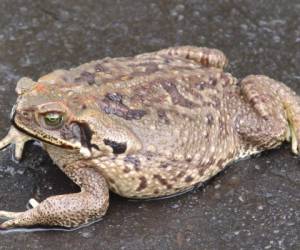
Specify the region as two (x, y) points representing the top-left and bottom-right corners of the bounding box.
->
(107, 92), (123, 102)
(195, 77), (218, 90)
(160, 163), (169, 169)
(126, 109), (146, 120)
(210, 78), (218, 86)
(99, 92), (146, 120)
(145, 151), (155, 160)
(128, 62), (159, 75)
(95, 63), (109, 72)
(144, 63), (159, 74)
(75, 72), (95, 85)
(103, 139), (127, 154)
(157, 109), (170, 124)
(195, 81), (208, 90)
(164, 58), (171, 64)
(206, 114), (214, 126)
(130, 71), (147, 77)
(209, 95), (221, 108)
(136, 176), (147, 191)
(160, 80), (199, 108)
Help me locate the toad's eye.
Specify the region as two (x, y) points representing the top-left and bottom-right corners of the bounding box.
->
(44, 112), (64, 128)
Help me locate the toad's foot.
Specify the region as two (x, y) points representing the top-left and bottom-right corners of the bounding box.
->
(0, 167), (109, 229)
(0, 126), (32, 160)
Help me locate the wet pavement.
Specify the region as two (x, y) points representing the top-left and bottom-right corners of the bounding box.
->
(0, 0), (299, 249)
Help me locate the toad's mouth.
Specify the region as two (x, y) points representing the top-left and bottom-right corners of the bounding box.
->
(11, 120), (93, 159)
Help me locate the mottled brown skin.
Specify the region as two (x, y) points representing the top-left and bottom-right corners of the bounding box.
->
(0, 46), (300, 229)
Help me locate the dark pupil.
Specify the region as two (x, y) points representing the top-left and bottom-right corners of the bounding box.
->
(45, 113), (62, 126)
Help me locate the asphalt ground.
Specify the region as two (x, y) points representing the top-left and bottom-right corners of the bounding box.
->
(0, 1), (299, 249)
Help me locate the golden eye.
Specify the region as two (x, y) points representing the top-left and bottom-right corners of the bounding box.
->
(44, 112), (64, 127)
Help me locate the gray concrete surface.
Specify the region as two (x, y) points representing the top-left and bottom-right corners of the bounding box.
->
(0, 0), (299, 249)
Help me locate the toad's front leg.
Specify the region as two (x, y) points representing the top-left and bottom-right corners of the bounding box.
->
(0, 166), (109, 229)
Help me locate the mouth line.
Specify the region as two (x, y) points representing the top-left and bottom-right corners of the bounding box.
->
(11, 119), (77, 150)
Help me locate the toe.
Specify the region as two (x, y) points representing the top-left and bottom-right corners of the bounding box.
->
(14, 141), (25, 161)
(0, 126), (32, 160)
(28, 198), (40, 208)
(0, 219), (17, 229)
(289, 124), (299, 154)
(0, 211), (22, 220)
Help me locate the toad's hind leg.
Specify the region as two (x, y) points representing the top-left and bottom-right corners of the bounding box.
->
(239, 75), (300, 154)
(0, 166), (109, 229)
(143, 46), (228, 69)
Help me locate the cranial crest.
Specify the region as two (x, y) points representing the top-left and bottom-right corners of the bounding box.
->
(15, 77), (37, 95)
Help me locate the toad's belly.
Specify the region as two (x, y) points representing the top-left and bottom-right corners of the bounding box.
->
(92, 155), (232, 199)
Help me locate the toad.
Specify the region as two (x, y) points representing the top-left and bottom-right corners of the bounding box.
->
(0, 46), (299, 228)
